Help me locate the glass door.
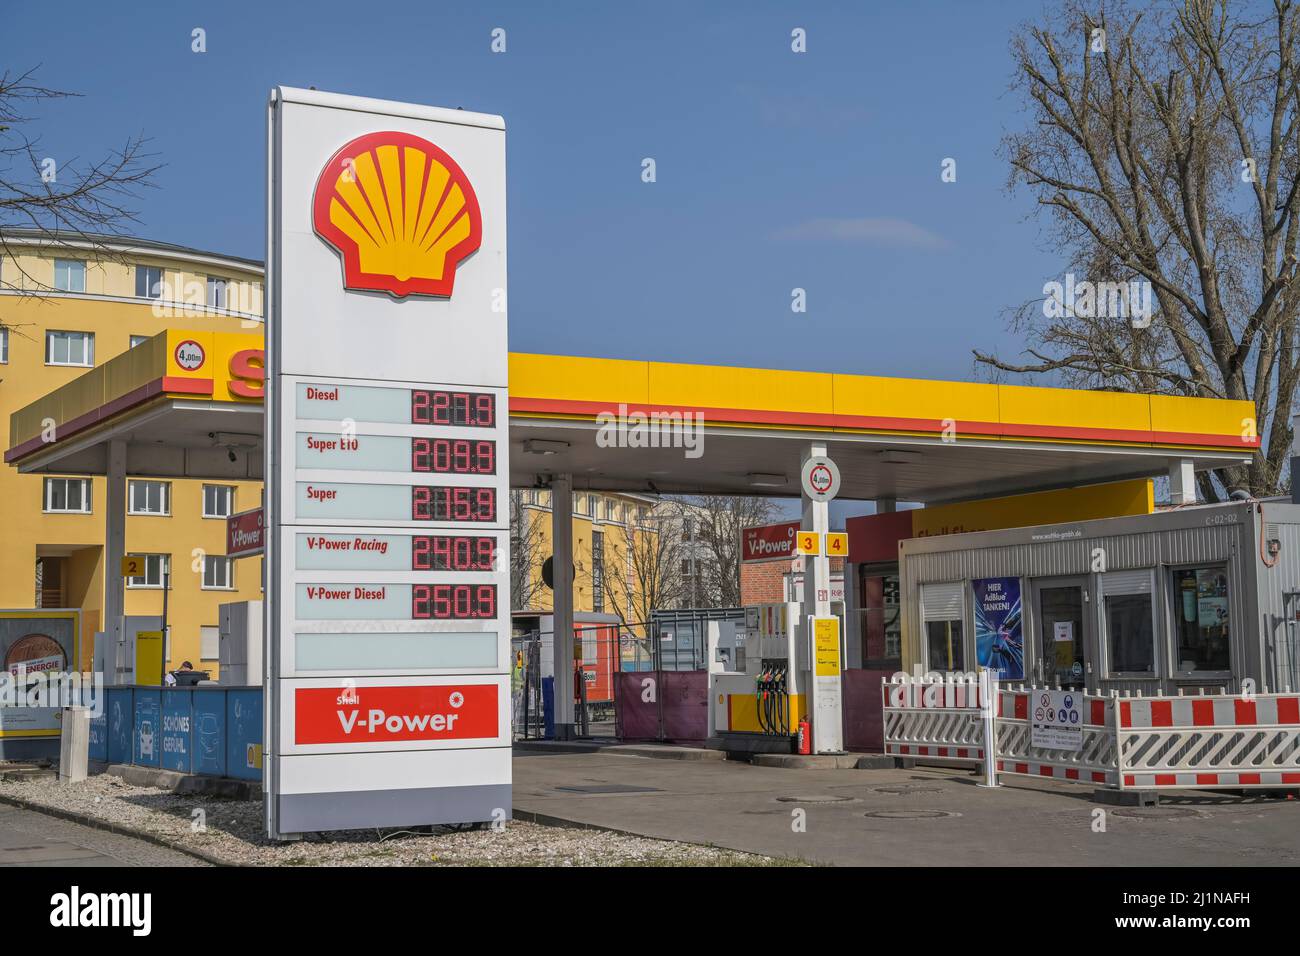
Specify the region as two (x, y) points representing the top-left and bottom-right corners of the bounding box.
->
(1034, 578), (1089, 689)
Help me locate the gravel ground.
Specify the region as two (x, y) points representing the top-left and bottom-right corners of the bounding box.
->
(0, 774), (788, 867)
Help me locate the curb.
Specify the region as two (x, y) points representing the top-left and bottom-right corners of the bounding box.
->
(752, 753), (863, 770)
(514, 741), (725, 761)
(0, 793), (235, 867)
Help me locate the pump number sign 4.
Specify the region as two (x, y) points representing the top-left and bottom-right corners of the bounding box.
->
(267, 88), (510, 839)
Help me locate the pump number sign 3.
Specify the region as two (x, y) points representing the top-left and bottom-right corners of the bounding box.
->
(266, 88), (510, 839)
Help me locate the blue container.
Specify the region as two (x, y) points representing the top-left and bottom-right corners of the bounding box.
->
(88, 708), (108, 763)
(542, 676), (554, 739)
(160, 689), (193, 773)
(191, 689), (227, 777)
(132, 689), (161, 767)
(225, 689), (263, 781)
(106, 687), (133, 765)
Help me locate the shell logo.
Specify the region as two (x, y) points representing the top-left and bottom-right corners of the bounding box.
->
(312, 130), (482, 299)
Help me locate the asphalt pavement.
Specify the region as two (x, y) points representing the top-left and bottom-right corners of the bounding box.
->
(512, 749), (1300, 866)
(0, 804), (203, 867)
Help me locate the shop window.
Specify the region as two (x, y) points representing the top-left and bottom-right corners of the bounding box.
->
(861, 572), (902, 664)
(44, 477), (91, 513)
(53, 258), (85, 293)
(128, 479), (170, 515)
(1172, 567), (1231, 672)
(203, 484), (234, 518)
(200, 626), (220, 662)
(207, 276), (228, 309)
(1100, 570), (1156, 675)
(135, 265), (165, 299)
(921, 581), (965, 672)
(591, 530), (604, 613)
(127, 554), (169, 589)
(202, 555), (233, 590)
(45, 330), (94, 366)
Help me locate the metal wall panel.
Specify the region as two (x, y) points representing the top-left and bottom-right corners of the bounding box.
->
(900, 504), (1295, 696)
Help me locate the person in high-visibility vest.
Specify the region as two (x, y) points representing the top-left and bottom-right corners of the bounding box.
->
(510, 650), (525, 739)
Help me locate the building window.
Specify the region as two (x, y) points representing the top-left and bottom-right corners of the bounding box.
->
(127, 554), (169, 589)
(45, 330), (95, 367)
(203, 484), (234, 518)
(53, 259), (86, 293)
(128, 479), (170, 515)
(129, 334), (150, 349)
(203, 555), (233, 590)
(921, 581), (965, 672)
(1100, 570), (1156, 675)
(591, 530), (604, 613)
(200, 625), (220, 662)
(206, 276), (227, 309)
(1172, 567), (1231, 672)
(135, 265), (165, 299)
(0, 326), (8, 364)
(44, 477), (91, 513)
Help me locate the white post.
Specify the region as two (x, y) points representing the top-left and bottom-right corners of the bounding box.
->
(977, 668), (1000, 788)
(104, 439), (127, 683)
(801, 442), (843, 753)
(1168, 458), (1196, 505)
(550, 475), (575, 740)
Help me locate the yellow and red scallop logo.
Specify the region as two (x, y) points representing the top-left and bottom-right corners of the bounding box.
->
(312, 130), (482, 298)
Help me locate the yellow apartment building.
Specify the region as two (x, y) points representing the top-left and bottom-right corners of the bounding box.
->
(513, 489), (662, 628)
(0, 230), (265, 674)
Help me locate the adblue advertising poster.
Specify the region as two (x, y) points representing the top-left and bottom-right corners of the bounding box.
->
(972, 577), (1024, 680)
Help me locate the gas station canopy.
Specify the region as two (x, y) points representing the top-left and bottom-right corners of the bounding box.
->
(7, 329), (1257, 502)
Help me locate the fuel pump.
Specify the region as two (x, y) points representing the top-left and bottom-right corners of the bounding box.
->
(708, 603), (806, 748)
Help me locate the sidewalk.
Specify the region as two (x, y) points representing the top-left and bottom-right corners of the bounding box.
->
(512, 750), (1300, 866)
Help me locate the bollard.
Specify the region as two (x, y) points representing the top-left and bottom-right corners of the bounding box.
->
(977, 669), (1000, 789)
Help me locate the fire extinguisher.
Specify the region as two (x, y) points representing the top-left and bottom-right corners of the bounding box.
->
(797, 715), (811, 755)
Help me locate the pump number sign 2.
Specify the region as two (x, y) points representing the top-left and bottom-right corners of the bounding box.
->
(266, 88), (510, 839)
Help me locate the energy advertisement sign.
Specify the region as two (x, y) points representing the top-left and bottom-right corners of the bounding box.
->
(266, 88), (510, 838)
(972, 577), (1024, 681)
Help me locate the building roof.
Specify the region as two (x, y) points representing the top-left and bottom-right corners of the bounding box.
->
(0, 227), (263, 274)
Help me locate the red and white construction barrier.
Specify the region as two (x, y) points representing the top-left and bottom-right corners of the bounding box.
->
(1117, 693), (1300, 790)
(881, 678), (1300, 793)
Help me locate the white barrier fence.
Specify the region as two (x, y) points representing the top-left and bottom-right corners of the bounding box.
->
(882, 678), (1300, 792)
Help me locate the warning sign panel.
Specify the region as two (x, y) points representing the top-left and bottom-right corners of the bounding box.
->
(1029, 689), (1083, 751)
(813, 617), (841, 677)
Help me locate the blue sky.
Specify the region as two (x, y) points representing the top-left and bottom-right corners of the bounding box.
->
(5, 0), (1062, 380)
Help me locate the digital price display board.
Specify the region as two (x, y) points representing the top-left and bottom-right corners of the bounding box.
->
(411, 389), (496, 428)
(296, 583), (498, 620)
(295, 482), (498, 525)
(295, 432), (496, 475)
(297, 383), (496, 428)
(412, 485), (496, 522)
(413, 535), (496, 571)
(413, 583), (497, 620)
(294, 532), (501, 572)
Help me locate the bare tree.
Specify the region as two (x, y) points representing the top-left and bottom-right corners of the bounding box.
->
(508, 491), (551, 611)
(676, 495), (778, 607)
(976, 0), (1300, 499)
(0, 68), (160, 308)
(583, 512), (683, 655)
